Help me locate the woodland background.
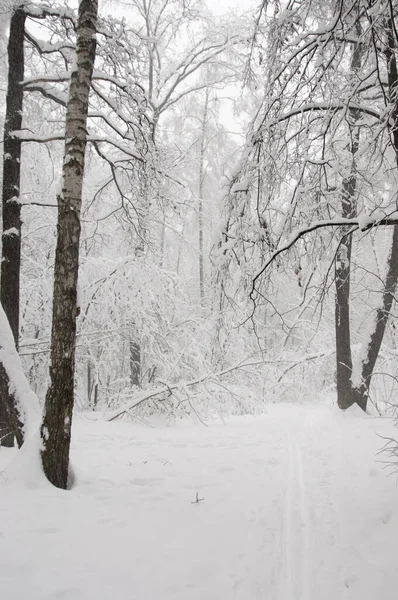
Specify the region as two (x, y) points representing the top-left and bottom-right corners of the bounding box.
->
(2, 0), (398, 487)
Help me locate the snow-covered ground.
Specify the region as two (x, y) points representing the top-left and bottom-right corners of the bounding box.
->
(1, 402), (398, 599)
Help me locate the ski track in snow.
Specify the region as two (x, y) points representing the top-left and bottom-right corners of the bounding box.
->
(278, 422), (311, 600)
(1, 403), (398, 600)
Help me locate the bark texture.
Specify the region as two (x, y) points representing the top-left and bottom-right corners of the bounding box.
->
(335, 30), (361, 411)
(129, 339), (141, 387)
(0, 8), (26, 447)
(41, 0), (98, 489)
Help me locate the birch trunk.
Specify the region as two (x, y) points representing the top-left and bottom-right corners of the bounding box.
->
(40, 0), (98, 489)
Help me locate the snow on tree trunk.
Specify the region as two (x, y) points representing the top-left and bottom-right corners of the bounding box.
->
(40, 0), (98, 489)
(0, 7), (26, 447)
(0, 304), (40, 438)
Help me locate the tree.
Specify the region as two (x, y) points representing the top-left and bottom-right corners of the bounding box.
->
(40, 0), (98, 489)
(0, 1), (76, 446)
(219, 0), (398, 412)
(0, 5), (26, 447)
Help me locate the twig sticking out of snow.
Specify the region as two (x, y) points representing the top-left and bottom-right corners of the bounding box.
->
(191, 492), (205, 504)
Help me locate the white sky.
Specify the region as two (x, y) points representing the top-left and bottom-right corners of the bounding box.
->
(207, 0), (257, 15)
(218, 0), (256, 12)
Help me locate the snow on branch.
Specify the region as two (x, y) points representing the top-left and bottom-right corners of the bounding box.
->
(11, 131), (143, 161)
(24, 31), (75, 55)
(250, 213), (398, 298)
(23, 2), (75, 21)
(104, 358), (282, 421)
(265, 101), (383, 129)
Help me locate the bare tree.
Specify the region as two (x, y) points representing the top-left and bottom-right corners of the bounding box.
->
(221, 0), (398, 412)
(40, 0), (98, 488)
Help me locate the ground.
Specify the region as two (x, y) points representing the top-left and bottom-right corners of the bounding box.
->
(1, 401), (398, 599)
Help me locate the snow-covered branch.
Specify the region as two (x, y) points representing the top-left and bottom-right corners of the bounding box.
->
(104, 357), (283, 421)
(250, 213), (398, 298)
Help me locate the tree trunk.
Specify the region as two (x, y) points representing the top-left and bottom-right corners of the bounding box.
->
(198, 88), (209, 306)
(335, 118), (360, 410)
(129, 338), (141, 387)
(352, 225), (398, 410)
(344, 18), (398, 411)
(0, 363), (24, 447)
(334, 22), (363, 411)
(40, 0), (98, 489)
(336, 18), (398, 412)
(0, 8), (26, 447)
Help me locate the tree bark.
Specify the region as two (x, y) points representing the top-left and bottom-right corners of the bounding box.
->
(129, 339), (141, 387)
(0, 8), (26, 447)
(0, 363), (24, 447)
(335, 31), (361, 410)
(40, 0), (98, 489)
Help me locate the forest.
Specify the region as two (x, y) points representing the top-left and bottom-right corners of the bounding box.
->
(1, 0), (398, 475)
(2, 0), (398, 597)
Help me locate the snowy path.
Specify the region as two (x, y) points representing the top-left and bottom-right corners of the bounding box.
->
(1, 403), (398, 599)
(278, 440), (310, 600)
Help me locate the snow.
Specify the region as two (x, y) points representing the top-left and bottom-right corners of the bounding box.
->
(0, 306), (41, 438)
(358, 213), (373, 231)
(2, 227), (19, 237)
(231, 176), (250, 193)
(1, 402), (398, 599)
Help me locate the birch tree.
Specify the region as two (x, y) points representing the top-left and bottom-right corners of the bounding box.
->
(40, 0), (98, 489)
(0, 1), (77, 446)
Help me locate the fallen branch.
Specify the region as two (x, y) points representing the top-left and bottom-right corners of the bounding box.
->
(103, 357), (283, 421)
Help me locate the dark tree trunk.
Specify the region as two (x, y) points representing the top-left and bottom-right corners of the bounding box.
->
(129, 321), (141, 388)
(0, 8), (26, 447)
(337, 17), (398, 412)
(0, 363), (23, 447)
(41, 0), (98, 489)
(335, 230), (355, 410)
(87, 360), (99, 408)
(335, 27), (361, 411)
(345, 18), (398, 411)
(129, 338), (141, 387)
(353, 225), (398, 409)
(335, 126), (359, 410)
